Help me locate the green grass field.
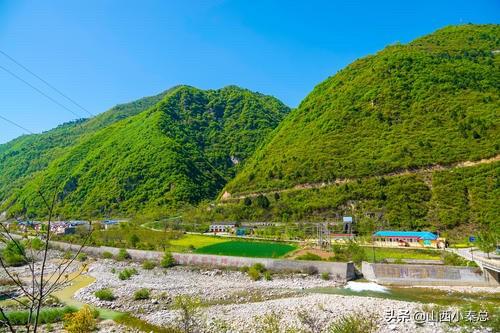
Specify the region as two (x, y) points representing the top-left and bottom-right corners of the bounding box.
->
(169, 234), (229, 251)
(194, 241), (296, 258)
(362, 247), (442, 262)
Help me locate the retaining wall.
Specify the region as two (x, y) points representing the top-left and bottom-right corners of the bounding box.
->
(361, 261), (497, 286)
(49, 241), (355, 280)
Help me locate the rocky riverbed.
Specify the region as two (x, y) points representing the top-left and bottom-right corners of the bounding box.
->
(72, 260), (482, 333)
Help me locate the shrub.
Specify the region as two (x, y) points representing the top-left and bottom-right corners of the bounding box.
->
(117, 248), (131, 261)
(64, 305), (97, 333)
(296, 252), (322, 261)
(102, 251), (113, 259)
(28, 237), (45, 250)
(76, 253), (88, 262)
(321, 272), (330, 280)
(248, 267), (261, 281)
(172, 295), (202, 333)
(160, 252), (176, 268)
(95, 288), (115, 301)
(118, 268), (138, 280)
(129, 234), (140, 248)
(263, 271), (272, 281)
(133, 288), (150, 300)
(63, 251), (73, 260)
(251, 263), (266, 273)
(142, 260), (156, 270)
(254, 311), (281, 333)
(111, 268), (116, 273)
(1, 240), (26, 266)
(441, 252), (475, 266)
(329, 312), (378, 333)
(255, 194), (270, 208)
(239, 266), (249, 273)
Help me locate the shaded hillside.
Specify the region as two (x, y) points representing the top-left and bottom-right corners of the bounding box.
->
(225, 24), (500, 196)
(1, 86), (289, 217)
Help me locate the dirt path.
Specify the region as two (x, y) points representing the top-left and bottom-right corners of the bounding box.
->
(221, 154), (500, 201)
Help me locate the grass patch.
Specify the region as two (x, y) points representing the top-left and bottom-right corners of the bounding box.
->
(0, 306), (77, 325)
(116, 313), (181, 333)
(169, 234), (229, 251)
(194, 241), (296, 258)
(362, 247), (441, 262)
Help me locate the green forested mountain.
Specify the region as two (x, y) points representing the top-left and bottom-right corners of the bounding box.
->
(0, 86), (289, 217)
(0, 89), (171, 207)
(213, 25), (499, 238)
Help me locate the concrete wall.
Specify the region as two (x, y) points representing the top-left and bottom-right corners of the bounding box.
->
(49, 241), (355, 281)
(361, 261), (497, 286)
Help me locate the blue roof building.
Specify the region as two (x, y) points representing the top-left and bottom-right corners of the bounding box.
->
(373, 231), (438, 240)
(373, 230), (444, 248)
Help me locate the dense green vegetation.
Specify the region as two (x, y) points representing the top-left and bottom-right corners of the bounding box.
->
(194, 240), (296, 258)
(194, 25), (500, 238)
(1, 24), (498, 239)
(1, 86), (288, 217)
(191, 162), (499, 239)
(0, 240), (27, 266)
(226, 25), (499, 196)
(0, 90), (170, 208)
(0, 306), (77, 325)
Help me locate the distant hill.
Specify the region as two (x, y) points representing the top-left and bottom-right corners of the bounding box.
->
(0, 89), (170, 210)
(0, 86), (289, 217)
(211, 25), (499, 238)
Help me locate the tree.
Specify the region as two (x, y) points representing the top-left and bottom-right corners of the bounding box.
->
(1, 241), (26, 267)
(172, 295), (202, 333)
(255, 195), (270, 209)
(129, 234), (140, 248)
(477, 231), (497, 259)
(243, 197), (252, 206)
(0, 190), (92, 333)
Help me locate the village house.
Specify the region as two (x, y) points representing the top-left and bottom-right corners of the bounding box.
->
(208, 222), (236, 233)
(372, 230), (446, 249)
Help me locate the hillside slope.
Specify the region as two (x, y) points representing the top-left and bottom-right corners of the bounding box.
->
(207, 25), (499, 238)
(225, 24), (499, 196)
(1, 86), (289, 217)
(0, 89), (171, 206)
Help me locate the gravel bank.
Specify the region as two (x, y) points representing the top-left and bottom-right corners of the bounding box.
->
(72, 260), (484, 332)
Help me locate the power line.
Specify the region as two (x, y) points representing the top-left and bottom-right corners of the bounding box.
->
(0, 49), (94, 117)
(0, 63), (85, 119)
(0, 114), (35, 135)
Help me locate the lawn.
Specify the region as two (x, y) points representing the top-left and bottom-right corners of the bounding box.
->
(194, 241), (296, 258)
(362, 247), (442, 262)
(169, 234), (229, 251)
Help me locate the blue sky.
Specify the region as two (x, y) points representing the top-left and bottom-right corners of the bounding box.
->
(0, 0), (498, 143)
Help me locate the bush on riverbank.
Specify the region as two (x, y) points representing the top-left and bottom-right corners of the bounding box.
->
(161, 252), (176, 268)
(133, 288), (150, 300)
(64, 305), (97, 333)
(142, 260), (156, 270)
(117, 248), (131, 261)
(329, 311), (379, 333)
(118, 268), (138, 280)
(95, 288), (115, 301)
